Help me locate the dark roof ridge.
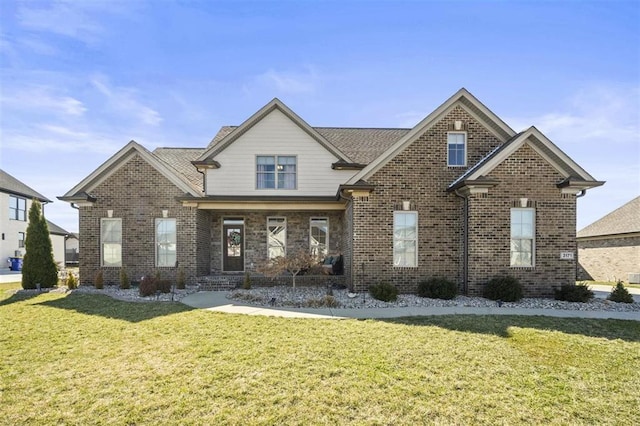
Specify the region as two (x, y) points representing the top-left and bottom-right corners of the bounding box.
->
(312, 126), (411, 130)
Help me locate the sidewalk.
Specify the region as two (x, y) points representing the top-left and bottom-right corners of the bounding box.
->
(181, 291), (640, 321)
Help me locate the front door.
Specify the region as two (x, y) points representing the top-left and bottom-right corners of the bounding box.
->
(223, 219), (244, 272)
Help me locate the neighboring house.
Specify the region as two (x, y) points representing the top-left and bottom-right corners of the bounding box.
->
(59, 89), (603, 296)
(47, 220), (72, 268)
(0, 169), (53, 268)
(65, 233), (80, 267)
(577, 196), (640, 283)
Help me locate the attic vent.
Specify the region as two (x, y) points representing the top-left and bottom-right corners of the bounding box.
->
(354, 196), (369, 202)
(448, 121), (468, 131)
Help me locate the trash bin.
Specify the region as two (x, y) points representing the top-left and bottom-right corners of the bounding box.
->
(9, 257), (23, 271)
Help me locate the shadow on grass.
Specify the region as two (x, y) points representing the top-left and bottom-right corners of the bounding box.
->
(377, 315), (640, 342)
(37, 292), (194, 323)
(0, 288), (55, 306)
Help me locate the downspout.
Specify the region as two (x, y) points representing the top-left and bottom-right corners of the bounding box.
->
(338, 189), (354, 292)
(453, 189), (469, 295)
(574, 189), (586, 280)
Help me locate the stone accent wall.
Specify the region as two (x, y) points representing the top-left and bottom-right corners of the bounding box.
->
(351, 106), (502, 293)
(577, 235), (640, 282)
(208, 210), (344, 273)
(78, 154), (206, 286)
(467, 143), (577, 297)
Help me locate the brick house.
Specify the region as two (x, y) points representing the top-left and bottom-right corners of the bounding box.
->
(577, 196), (640, 283)
(59, 89), (603, 296)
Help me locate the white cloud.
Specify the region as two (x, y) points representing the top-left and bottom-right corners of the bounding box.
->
(0, 85), (87, 116)
(246, 66), (321, 95)
(506, 84), (640, 144)
(91, 75), (162, 126)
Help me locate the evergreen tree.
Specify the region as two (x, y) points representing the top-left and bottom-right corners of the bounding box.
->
(21, 199), (58, 289)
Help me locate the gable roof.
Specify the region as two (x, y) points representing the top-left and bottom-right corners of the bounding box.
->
(47, 220), (70, 236)
(577, 196), (640, 238)
(153, 147), (205, 191)
(59, 141), (202, 202)
(448, 126), (603, 191)
(347, 88), (517, 184)
(0, 169), (52, 202)
(197, 98), (354, 163)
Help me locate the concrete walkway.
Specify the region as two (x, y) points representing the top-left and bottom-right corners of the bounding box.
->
(181, 291), (640, 321)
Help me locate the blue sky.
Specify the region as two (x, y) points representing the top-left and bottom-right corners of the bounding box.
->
(1, 0), (638, 233)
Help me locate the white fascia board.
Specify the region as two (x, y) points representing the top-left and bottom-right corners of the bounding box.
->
(347, 88), (515, 184)
(63, 141), (201, 198)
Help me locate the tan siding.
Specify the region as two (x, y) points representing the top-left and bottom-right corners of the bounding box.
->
(205, 109), (355, 196)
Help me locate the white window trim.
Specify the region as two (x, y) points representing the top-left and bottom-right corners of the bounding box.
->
(267, 217), (287, 259)
(447, 131), (467, 167)
(155, 218), (177, 268)
(100, 218), (122, 267)
(510, 207), (536, 268)
(393, 211), (418, 268)
(309, 217), (329, 258)
(9, 195), (27, 221)
(256, 155), (298, 190)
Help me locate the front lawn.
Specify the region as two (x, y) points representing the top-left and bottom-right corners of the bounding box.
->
(1, 290), (639, 425)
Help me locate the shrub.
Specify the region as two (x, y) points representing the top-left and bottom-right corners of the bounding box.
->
(554, 282), (594, 302)
(21, 199), (58, 289)
(94, 270), (104, 289)
(608, 281), (634, 303)
(369, 281), (398, 302)
(176, 265), (186, 290)
(157, 279), (172, 294)
(242, 272), (252, 290)
(66, 272), (78, 290)
(484, 276), (523, 302)
(119, 267), (130, 289)
(417, 277), (458, 300)
(139, 276), (157, 297)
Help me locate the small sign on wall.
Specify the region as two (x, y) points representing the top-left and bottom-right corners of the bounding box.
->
(560, 251), (575, 260)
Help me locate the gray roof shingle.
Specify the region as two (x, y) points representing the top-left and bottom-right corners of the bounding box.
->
(207, 126), (409, 165)
(152, 148), (205, 192)
(577, 196), (640, 238)
(0, 169), (52, 202)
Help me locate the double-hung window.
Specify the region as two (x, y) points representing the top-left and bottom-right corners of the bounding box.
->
(101, 218), (122, 267)
(156, 218), (177, 267)
(510, 208), (535, 267)
(9, 196), (26, 221)
(393, 211), (418, 267)
(257, 156), (296, 189)
(267, 217), (286, 259)
(310, 218), (328, 258)
(447, 132), (467, 167)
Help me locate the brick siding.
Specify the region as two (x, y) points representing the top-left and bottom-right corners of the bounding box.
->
(578, 235), (640, 282)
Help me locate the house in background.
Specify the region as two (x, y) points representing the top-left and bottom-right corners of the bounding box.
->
(65, 233), (80, 267)
(60, 89), (603, 296)
(47, 220), (72, 268)
(0, 169), (69, 270)
(577, 196), (640, 283)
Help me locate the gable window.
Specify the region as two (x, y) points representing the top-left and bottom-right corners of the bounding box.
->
(447, 132), (467, 167)
(310, 218), (328, 258)
(267, 217), (286, 259)
(18, 232), (25, 248)
(393, 211), (417, 267)
(257, 156), (296, 189)
(9, 196), (26, 221)
(101, 218), (122, 267)
(511, 208), (535, 267)
(156, 218), (177, 267)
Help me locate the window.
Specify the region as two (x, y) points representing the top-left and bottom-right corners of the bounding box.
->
(511, 208), (535, 267)
(18, 232), (25, 248)
(257, 156), (296, 189)
(393, 212), (417, 267)
(267, 217), (286, 259)
(9, 196), (26, 221)
(156, 218), (177, 267)
(101, 218), (122, 267)
(447, 132), (466, 166)
(310, 218), (328, 258)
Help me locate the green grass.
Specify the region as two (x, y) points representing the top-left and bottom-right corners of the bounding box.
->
(1, 290), (639, 425)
